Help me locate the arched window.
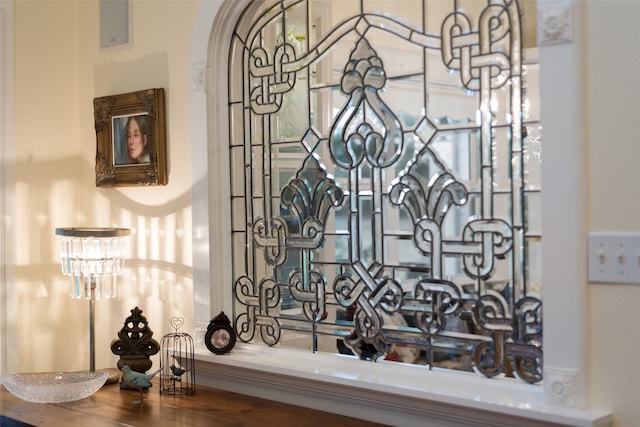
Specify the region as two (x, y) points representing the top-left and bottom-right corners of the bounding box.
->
(228, 0), (541, 383)
(190, 0), (606, 423)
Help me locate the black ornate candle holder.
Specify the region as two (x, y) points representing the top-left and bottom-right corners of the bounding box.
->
(111, 306), (160, 389)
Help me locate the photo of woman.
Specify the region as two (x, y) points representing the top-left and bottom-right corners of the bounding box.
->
(112, 113), (151, 165)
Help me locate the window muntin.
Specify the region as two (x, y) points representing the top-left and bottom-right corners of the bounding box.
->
(229, 0), (541, 384)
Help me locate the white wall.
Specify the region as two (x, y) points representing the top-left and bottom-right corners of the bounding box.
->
(12, 0), (199, 373)
(0, 0), (17, 375)
(586, 1), (640, 426)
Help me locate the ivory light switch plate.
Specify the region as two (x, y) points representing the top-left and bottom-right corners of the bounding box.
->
(588, 232), (640, 284)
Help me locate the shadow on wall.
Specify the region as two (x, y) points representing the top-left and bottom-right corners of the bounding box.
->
(15, 153), (194, 372)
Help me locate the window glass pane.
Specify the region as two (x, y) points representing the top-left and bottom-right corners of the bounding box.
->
(229, 0), (542, 384)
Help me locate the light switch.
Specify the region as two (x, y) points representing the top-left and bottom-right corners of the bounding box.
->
(588, 232), (640, 284)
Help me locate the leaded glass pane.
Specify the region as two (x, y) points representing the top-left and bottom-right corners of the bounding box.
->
(229, 0), (542, 384)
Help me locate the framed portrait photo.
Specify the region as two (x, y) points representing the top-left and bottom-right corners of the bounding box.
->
(93, 88), (168, 187)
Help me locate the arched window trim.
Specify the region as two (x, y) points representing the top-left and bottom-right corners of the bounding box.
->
(189, 1), (610, 425)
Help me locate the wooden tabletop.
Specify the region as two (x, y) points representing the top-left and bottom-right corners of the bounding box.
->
(0, 380), (389, 427)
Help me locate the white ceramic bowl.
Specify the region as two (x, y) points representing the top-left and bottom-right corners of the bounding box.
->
(1, 371), (109, 403)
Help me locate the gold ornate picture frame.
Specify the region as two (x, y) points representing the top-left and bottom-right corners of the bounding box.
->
(93, 88), (168, 187)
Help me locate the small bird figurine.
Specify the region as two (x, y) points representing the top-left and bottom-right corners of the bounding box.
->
(121, 365), (161, 405)
(171, 354), (185, 367)
(170, 364), (188, 380)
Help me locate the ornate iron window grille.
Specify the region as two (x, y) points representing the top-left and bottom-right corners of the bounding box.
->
(228, 0), (542, 384)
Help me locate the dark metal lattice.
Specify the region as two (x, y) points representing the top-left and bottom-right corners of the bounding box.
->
(160, 318), (196, 396)
(228, 0), (542, 384)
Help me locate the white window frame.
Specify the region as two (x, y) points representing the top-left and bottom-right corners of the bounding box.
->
(189, 1), (611, 425)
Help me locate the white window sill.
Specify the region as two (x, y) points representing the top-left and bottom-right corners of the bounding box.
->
(193, 344), (611, 427)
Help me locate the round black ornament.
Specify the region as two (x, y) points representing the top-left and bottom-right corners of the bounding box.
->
(204, 311), (237, 355)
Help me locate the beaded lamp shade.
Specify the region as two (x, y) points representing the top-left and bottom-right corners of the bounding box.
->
(56, 227), (130, 300)
(55, 227), (131, 373)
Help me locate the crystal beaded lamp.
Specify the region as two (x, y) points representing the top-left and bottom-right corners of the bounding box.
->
(55, 227), (131, 372)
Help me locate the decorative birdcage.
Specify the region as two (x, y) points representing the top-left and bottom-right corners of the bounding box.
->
(159, 317), (195, 395)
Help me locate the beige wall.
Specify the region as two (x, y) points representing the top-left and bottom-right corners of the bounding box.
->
(586, 1), (640, 426)
(14, 0), (198, 372)
(10, 0), (640, 425)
